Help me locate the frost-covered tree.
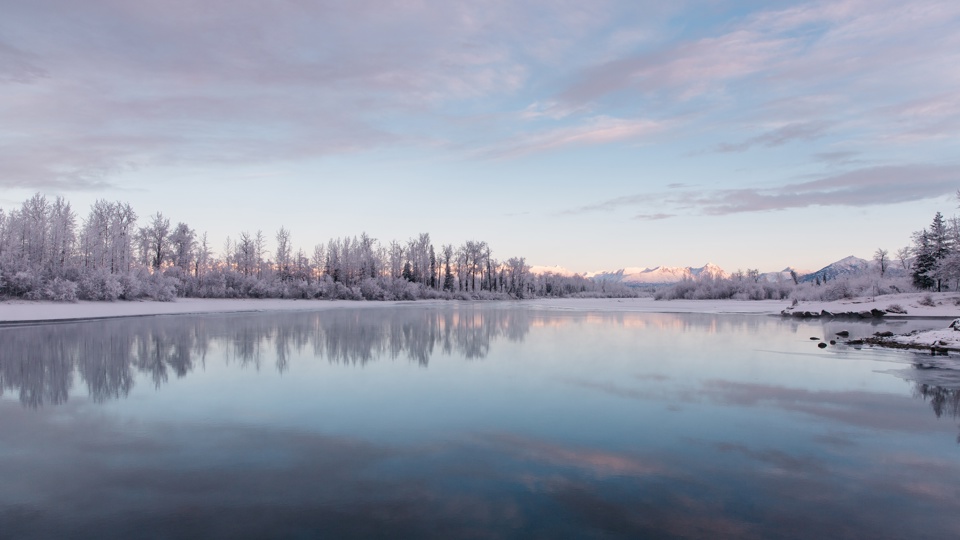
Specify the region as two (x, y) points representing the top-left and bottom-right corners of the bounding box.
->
(873, 248), (889, 277)
(169, 222), (196, 272)
(896, 246), (912, 271)
(912, 230), (936, 290)
(275, 227), (291, 279)
(140, 212), (171, 271)
(913, 212), (952, 291)
(194, 232), (211, 279)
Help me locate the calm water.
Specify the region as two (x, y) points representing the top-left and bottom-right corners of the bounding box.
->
(1, 305), (959, 539)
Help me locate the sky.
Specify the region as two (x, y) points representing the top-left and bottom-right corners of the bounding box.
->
(1, 0), (958, 274)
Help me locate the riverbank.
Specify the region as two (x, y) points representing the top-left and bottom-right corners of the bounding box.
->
(785, 292), (960, 319)
(0, 296), (789, 323)
(1, 292), (957, 324)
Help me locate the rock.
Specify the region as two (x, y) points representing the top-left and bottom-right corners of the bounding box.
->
(829, 340), (836, 345)
(817, 342), (828, 349)
(858, 311), (873, 318)
(810, 337), (820, 341)
(873, 331), (894, 338)
(836, 330), (850, 337)
(870, 308), (886, 317)
(820, 310), (834, 318)
(950, 318), (960, 330)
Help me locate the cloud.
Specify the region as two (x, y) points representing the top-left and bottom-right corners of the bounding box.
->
(690, 164), (960, 215)
(0, 0), (577, 189)
(634, 213), (675, 221)
(562, 163), (960, 217)
(552, 0), (960, 159)
(716, 121), (832, 153)
(477, 116), (664, 159)
(561, 193), (650, 215)
(0, 41), (47, 83)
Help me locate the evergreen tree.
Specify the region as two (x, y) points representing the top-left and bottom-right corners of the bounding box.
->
(912, 229), (936, 290)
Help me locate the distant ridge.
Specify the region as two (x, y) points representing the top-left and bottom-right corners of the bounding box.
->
(530, 255), (904, 287)
(586, 263), (728, 285)
(798, 256), (872, 283)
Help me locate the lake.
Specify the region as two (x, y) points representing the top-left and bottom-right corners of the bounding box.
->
(1, 304), (959, 539)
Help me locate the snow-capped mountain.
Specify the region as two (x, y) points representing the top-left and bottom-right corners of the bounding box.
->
(798, 256), (872, 283)
(528, 265), (578, 277)
(587, 263), (728, 285)
(759, 267), (807, 283)
(532, 255), (906, 288)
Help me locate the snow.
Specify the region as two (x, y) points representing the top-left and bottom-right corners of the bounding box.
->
(520, 297), (785, 314)
(0, 298), (446, 323)
(0, 297), (789, 323)
(586, 263), (728, 285)
(885, 323), (960, 350)
(789, 292), (960, 318)
(528, 265), (579, 277)
(3, 292), (957, 325)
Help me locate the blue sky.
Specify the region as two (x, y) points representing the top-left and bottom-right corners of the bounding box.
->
(1, 0), (958, 273)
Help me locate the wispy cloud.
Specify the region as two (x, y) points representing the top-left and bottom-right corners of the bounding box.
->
(478, 116), (664, 159)
(691, 164), (959, 215)
(716, 121), (832, 153)
(562, 163), (960, 216)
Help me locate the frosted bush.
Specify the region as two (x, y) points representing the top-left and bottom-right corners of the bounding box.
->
(78, 271), (122, 301)
(42, 277), (78, 302)
(7, 271), (41, 297)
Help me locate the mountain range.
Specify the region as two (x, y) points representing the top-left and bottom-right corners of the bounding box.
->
(531, 256), (898, 286)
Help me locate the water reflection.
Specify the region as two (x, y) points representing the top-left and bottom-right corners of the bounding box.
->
(0, 308), (815, 409)
(0, 307), (537, 407)
(3, 308), (960, 538)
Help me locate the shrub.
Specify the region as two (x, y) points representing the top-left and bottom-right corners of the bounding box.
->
(885, 303), (907, 314)
(43, 277), (78, 302)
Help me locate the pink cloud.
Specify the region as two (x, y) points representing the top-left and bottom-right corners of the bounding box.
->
(479, 116), (664, 158)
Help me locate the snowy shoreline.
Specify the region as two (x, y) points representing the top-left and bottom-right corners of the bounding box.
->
(5, 295), (960, 354)
(785, 292), (960, 319)
(0, 296), (792, 323)
(2, 292), (959, 324)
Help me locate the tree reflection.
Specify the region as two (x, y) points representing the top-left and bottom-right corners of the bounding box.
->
(0, 306), (532, 408)
(912, 381), (960, 442)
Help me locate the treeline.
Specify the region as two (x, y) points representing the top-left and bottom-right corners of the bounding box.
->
(657, 201), (960, 302)
(0, 193), (635, 302)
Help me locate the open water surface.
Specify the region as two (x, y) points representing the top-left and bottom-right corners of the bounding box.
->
(1, 305), (959, 539)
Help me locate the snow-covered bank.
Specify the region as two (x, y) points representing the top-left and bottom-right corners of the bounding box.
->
(0, 298), (452, 323)
(0, 297), (790, 323)
(520, 297), (788, 314)
(855, 319), (960, 352)
(785, 292), (960, 319)
(3, 293), (955, 324)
